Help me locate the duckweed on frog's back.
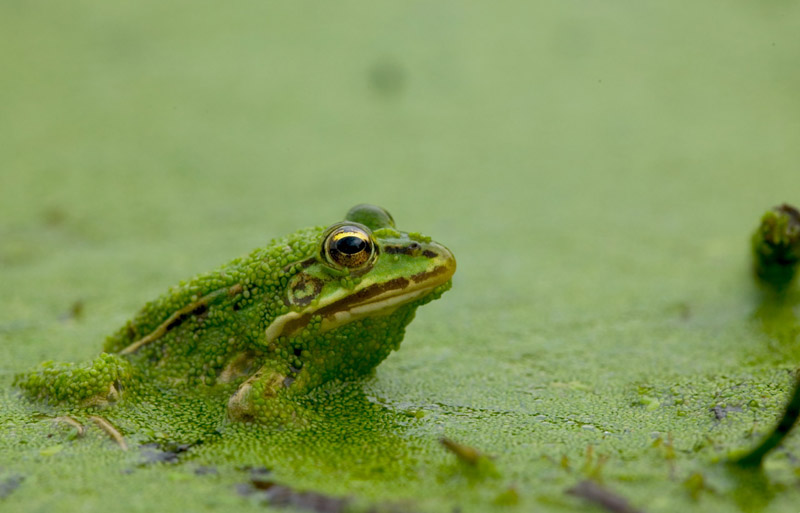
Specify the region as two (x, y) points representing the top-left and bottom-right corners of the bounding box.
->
(15, 204), (456, 425)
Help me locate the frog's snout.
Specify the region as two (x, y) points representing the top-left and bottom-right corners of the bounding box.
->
(433, 242), (456, 275)
(416, 241), (456, 288)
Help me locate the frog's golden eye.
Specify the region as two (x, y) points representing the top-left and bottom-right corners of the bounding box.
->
(322, 224), (376, 271)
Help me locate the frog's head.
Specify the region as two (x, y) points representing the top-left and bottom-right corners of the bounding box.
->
(265, 204), (456, 343)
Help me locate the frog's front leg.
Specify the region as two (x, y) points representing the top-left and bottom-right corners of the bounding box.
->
(226, 361), (309, 425)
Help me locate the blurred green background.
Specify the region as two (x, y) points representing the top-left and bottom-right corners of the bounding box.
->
(2, 1), (800, 512)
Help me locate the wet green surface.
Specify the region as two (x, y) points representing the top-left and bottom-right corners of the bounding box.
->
(2, 1), (800, 512)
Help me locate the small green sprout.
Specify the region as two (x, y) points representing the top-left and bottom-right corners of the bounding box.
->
(439, 437), (499, 478)
(752, 203), (800, 291)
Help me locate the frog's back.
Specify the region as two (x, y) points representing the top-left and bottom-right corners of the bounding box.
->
(103, 261), (247, 353)
(103, 227), (322, 354)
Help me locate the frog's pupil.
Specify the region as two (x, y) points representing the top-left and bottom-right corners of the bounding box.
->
(336, 236), (367, 255)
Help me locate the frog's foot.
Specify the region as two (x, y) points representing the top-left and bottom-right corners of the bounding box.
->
(226, 364), (308, 426)
(14, 353), (132, 408)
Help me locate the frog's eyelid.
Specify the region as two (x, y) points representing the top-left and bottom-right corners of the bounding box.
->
(331, 230), (369, 243)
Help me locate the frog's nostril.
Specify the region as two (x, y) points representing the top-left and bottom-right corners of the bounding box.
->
(409, 242), (421, 252)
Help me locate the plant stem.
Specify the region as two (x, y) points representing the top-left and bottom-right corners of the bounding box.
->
(735, 375), (800, 467)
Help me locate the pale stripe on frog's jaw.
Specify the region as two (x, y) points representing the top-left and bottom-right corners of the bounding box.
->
(264, 243), (455, 344)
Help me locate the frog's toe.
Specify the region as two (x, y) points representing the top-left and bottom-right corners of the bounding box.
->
(14, 353), (131, 408)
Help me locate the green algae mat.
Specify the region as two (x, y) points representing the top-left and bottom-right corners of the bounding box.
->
(2, 2), (800, 512)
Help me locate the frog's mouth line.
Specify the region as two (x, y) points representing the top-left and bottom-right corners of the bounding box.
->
(264, 264), (454, 343)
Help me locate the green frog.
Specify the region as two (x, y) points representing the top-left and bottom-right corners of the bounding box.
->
(15, 204), (455, 425)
